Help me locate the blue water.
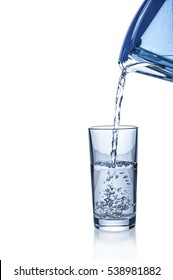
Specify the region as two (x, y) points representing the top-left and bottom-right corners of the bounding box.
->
(91, 161), (137, 220)
(122, 48), (173, 82)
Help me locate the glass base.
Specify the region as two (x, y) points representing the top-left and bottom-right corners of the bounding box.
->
(94, 216), (136, 232)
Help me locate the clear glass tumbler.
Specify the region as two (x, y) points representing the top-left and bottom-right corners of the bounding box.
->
(88, 125), (138, 232)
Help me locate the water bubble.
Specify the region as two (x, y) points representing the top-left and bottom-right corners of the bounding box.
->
(94, 161), (136, 219)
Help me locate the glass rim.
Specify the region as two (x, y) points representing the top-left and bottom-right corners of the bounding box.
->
(89, 125), (138, 131)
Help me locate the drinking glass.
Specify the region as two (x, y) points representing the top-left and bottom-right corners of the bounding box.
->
(88, 125), (138, 232)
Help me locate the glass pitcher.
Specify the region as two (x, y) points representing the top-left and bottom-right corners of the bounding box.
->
(119, 0), (173, 82)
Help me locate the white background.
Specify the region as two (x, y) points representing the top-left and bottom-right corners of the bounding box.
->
(0, 0), (173, 279)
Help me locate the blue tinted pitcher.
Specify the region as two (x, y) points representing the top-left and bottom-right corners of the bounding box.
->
(119, 0), (173, 82)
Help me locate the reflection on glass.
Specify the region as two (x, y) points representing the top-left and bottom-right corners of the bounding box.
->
(94, 227), (137, 260)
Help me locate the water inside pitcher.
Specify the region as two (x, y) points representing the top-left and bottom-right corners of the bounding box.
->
(119, 0), (173, 82)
